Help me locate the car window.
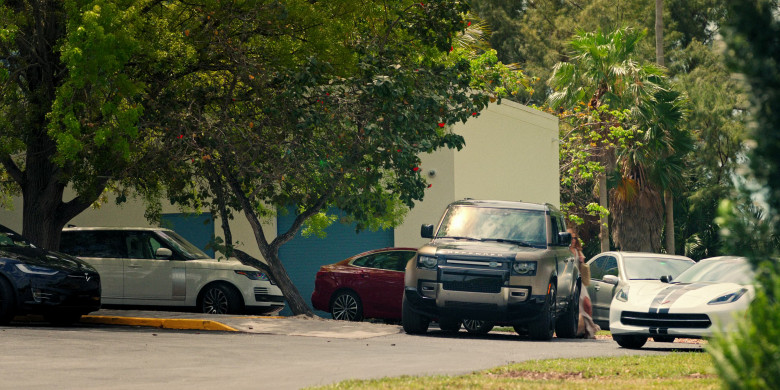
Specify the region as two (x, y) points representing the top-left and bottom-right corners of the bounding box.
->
(60, 231), (126, 258)
(436, 206), (547, 247)
(351, 253), (376, 268)
(603, 256), (619, 277)
(589, 256), (617, 280)
(674, 258), (754, 284)
(622, 256), (694, 280)
(125, 232), (161, 259)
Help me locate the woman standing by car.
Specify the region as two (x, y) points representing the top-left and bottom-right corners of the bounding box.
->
(568, 228), (600, 338)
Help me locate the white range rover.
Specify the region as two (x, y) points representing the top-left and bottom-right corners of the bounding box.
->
(59, 227), (284, 314)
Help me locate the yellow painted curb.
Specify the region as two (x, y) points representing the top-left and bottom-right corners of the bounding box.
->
(81, 315), (238, 332)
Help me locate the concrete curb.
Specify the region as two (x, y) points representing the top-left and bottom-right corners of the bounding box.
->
(81, 315), (240, 332)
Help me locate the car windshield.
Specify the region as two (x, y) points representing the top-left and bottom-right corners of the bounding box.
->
(435, 206), (547, 247)
(0, 228), (35, 249)
(156, 230), (211, 260)
(623, 256), (694, 280)
(674, 258), (754, 284)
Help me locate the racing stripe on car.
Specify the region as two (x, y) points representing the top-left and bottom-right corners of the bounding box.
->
(657, 283), (709, 314)
(648, 285), (686, 314)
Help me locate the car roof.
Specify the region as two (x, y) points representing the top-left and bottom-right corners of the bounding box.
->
(62, 226), (174, 233)
(448, 199), (555, 212)
(603, 251), (694, 261)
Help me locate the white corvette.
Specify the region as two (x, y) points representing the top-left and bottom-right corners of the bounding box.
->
(609, 256), (754, 349)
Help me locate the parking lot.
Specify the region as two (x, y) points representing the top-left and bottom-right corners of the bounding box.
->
(1, 310), (704, 390)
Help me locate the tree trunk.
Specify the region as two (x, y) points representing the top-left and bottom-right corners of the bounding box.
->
(599, 173), (610, 253)
(655, 0), (665, 66)
(664, 190), (675, 254)
(656, 0), (674, 254)
(232, 248), (314, 316)
(611, 185), (664, 252)
(18, 131), (105, 250)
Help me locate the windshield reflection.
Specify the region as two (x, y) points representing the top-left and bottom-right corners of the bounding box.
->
(623, 257), (694, 280)
(436, 206), (547, 247)
(674, 258), (754, 284)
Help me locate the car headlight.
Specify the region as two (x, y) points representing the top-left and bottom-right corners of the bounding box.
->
(615, 285), (630, 302)
(708, 288), (748, 305)
(15, 263), (60, 276)
(235, 270), (270, 281)
(512, 261), (537, 276)
(417, 255), (437, 269)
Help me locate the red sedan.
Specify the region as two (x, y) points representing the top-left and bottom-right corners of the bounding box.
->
(311, 248), (417, 321)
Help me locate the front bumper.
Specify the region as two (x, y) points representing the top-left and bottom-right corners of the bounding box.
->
(17, 274), (102, 315)
(404, 286), (547, 324)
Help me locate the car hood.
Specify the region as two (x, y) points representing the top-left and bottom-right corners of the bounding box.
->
(0, 245), (97, 273)
(183, 257), (253, 270)
(624, 281), (754, 307)
(425, 239), (542, 260)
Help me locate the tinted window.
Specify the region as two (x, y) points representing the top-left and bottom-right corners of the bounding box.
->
(60, 231), (126, 258)
(589, 256), (617, 280)
(352, 251), (415, 271)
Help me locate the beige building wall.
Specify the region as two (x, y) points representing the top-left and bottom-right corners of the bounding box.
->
(0, 100), (558, 259)
(393, 100), (560, 248)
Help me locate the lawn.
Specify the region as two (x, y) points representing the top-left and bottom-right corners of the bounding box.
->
(307, 350), (718, 389)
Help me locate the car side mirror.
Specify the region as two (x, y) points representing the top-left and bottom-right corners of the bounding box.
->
(421, 224), (434, 239)
(603, 275), (619, 285)
(155, 247), (173, 259)
(660, 275), (672, 283)
(558, 231), (572, 246)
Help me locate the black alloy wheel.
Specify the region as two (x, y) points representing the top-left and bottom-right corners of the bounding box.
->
(201, 284), (241, 314)
(462, 319), (494, 334)
(554, 283), (580, 338)
(331, 291), (363, 321)
(528, 282), (556, 341)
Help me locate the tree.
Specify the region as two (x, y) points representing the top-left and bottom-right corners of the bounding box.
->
(142, 1), (523, 315)
(548, 27), (665, 252)
(707, 2), (780, 387)
(0, 0), (151, 248)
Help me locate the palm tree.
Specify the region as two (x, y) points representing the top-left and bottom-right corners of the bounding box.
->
(548, 27), (664, 252)
(611, 86), (692, 252)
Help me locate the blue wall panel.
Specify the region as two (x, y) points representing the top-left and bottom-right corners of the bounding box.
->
(277, 208), (393, 317)
(160, 213), (216, 258)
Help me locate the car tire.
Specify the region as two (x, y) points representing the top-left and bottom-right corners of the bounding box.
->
(652, 336), (675, 343)
(402, 295), (430, 334)
(438, 317), (461, 332)
(200, 284), (242, 314)
(614, 334), (648, 349)
(554, 283), (580, 339)
(0, 277), (15, 325)
(463, 319), (494, 334)
(44, 312), (82, 326)
(331, 291), (363, 322)
(528, 282), (556, 341)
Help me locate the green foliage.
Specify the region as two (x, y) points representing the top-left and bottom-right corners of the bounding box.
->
(706, 1), (780, 389)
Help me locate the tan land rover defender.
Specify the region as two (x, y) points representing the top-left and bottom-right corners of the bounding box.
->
(402, 199), (581, 340)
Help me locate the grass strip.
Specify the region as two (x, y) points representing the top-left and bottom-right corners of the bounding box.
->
(307, 352), (718, 389)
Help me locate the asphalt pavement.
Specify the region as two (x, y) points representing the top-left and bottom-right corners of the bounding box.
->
(77, 309), (404, 339)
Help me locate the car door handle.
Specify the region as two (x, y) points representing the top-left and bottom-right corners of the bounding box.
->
(594, 285), (600, 291)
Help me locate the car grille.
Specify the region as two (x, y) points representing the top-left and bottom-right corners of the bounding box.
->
(442, 278), (502, 293)
(440, 266), (506, 294)
(620, 311), (712, 329)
